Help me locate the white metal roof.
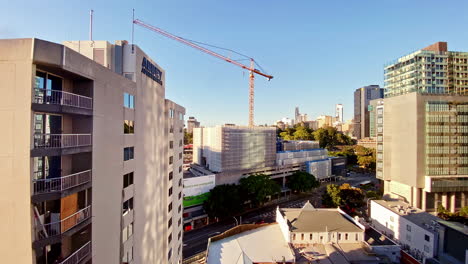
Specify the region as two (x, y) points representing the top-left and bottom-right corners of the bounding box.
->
(207, 224), (295, 264)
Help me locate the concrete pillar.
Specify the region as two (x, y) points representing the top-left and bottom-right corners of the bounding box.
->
(462, 192), (467, 207)
(282, 176), (286, 188)
(449, 193), (456, 213)
(441, 193), (448, 210)
(421, 191), (427, 211)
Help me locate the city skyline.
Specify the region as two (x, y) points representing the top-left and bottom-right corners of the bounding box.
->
(2, 0), (468, 126)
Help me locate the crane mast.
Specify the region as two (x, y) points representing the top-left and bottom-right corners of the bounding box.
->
(133, 19), (273, 127)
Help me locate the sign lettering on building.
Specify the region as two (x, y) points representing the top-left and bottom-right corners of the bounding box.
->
(141, 57), (162, 85)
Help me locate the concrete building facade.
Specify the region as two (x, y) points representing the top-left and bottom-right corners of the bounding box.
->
(0, 38), (184, 264)
(336, 104), (344, 123)
(353, 85), (384, 139)
(382, 42), (468, 213)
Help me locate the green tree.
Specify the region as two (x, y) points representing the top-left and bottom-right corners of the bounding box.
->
(239, 174), (281, 207)
(313, 127), (352, 150)
(357, 155), (376, 169)
(366, 190), (381, 200)
(279, 127), (296, 140)
(203, 184), (243, 219)
(339, 184), (365, 208)
(184, 132), (193, 144)
(322, 184), (342, 207)
(293, 126), (314, 140)
(287, 171), (320, 193)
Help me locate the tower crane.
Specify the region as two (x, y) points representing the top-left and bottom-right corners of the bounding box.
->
(133, 19), (273, 127)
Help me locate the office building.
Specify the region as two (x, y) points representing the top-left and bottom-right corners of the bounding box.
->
(294, 106), (308, 124)
(186, 116), (200, 134)
(368, 99), (384, 139)
(382, 42), (468, 213)
(353, 85), (384, 139)
(0, 38), (184, 264)
(193, 125), (277, 172)
(316, 115), (333, 128)
(436, 220), (468, 264)
(336, 104), (344, 123)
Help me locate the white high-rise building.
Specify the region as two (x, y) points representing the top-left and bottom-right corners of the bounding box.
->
(335, 104), (343, 123)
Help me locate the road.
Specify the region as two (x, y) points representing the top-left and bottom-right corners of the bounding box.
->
(182, 172), (377, 259)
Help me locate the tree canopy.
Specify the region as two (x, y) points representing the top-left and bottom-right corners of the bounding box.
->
(240, 174), (281, 207)
(313, 127), (353, 150)
(203, 184), (244, 219)
(287, 171), (320, 193)
(322, 183), (365, 214)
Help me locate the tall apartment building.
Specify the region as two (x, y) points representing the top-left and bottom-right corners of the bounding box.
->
(193, 126), (276, 172)
(186, 116), (200, 134)
(335, 104), (344, 123)
(316, 115), (333, 128)
(353, 85), (384, 139)
(0, 38), (184, 264)
(382, 42), (468, 213)
(368, 99), (384, 139)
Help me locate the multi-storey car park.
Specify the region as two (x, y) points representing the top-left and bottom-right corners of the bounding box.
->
(0, 38), (184, 264)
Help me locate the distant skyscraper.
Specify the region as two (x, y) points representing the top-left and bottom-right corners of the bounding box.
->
(335, 104), (343, 123)
(381, 42), (468, 213)
(295, 107), (300, 124)
(353, 85), (384, 139)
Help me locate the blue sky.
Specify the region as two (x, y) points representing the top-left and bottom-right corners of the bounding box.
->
(2, 0), (468, 126)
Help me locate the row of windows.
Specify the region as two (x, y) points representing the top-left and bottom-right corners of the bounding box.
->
(292, 232), (358, 241)
(427, 135), (468, 144)
(426, 146), (468, 154)
(169, 108), (184, 120)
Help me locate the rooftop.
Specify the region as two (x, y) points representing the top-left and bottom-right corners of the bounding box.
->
(373, 200), (440, 233)
(280, 202), (363, 233)
(206, 223), (295, 264)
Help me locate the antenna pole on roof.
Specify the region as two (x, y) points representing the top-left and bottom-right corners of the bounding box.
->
(89, 10), (93, 41)
(131, 9), (135, 53)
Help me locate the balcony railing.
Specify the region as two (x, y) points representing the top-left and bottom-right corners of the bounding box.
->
(60, 241), (92, 264)
(33, 170), (92, 194)
(36, 206), (91, 239)
(33, 134), (92, 149)
(34, 88), (93, 109)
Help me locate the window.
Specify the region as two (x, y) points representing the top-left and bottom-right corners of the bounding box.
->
(178, 204), (181, 213)
(169, 156), (173, 165)
(168, 202), (172, 212)
(345, 233), (348, 240)
(122, 222), (133, 243)
(178, 231), (181, 240)
(179, 140), (182, 147)
(178, 192), (182, 200)
(124, 147), (134, 161)
(169, 187), (173, 196)
(168, 248), (172, 260)
(168, 218), (172, 228)
(179, 152), (182, 160)
(123, 172), (134, 188)
(123, 198), (134, 215)
(292, 234), (296, 240)
(169, 109), (174, 118)
(169, 171), (173, 181)
(301, 233), (304, 240)
(424, 245), (430, 253)
(122, 246), (133, 263)
(310, 234), (313, 240)
(179, 179), (182, 187)
(169, 141), (173, 149)
(179, 127), (183, 133)
(390, 216), (394, 222)
(179, 166), (182, 173)
(124, 93), (135, 109)
(179, 113), (184, 120)
(424, 234), (430, 242)
(406, 234), (411, 242)
(178, 218), (181, 226)
(406, 225), (411, 232)
(168, 234), (172, 243)
(124, 120), (134, 134)
(338, 233), (341, 240)
(169, 126), (174, 133)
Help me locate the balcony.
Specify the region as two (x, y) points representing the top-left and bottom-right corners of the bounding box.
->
(32, 88), (93, 115)
(32, 134), (92, 156)
(60, 241), (92, 264)
(34, 206), (92, 248)
(32, 170), (92, 202)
